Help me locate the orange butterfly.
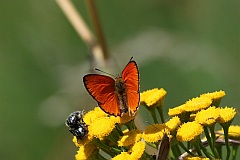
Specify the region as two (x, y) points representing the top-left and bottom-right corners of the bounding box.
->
(83, 57), (140, 117)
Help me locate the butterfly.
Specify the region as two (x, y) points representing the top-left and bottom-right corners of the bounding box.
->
(155, 132), (171, 160)
(83, 57), (140, 117)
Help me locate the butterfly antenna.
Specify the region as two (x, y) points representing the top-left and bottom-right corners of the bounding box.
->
(129, 56), (133, 61)
(95, 68), (116, 77)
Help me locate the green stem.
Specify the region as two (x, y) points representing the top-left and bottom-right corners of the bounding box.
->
(169, 136), (181, 159)
(198, 138), (213, 159)
(203, 126), (212, 147)
(92, 138), (121, 157)
(178, 141), (194, 156)
(204, 126), (219, 158)
(156, 104), (165, 123)
(222, 126), (231, 160)
(209, 125), (219, 158)
(191, 138), (202, 156)
(115, 124), (124, 136)
(171, 142), (181, 159)
(106, 133), (118, 145)
(125, 120), (137, 130)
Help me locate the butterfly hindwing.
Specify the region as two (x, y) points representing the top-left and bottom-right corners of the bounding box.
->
(121, 60), (140, 115)
(83, 74), (121, 116)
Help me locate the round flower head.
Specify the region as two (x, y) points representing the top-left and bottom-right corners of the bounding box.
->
(218, 125), (240, 140)
(83, 107), (108, 125)
(228, 125), (240, 139)
(183, 156), (210, 160)
(195, 106), (219, 126)
(165, 116), (181, 132)
(140, 88), (167, 107)
(168, 104), (186, 116)
(88, 116), (117, 139)
(75, 142), (97, 160)
(185, 97), (212, 112)
(143, 124), (168, 143)
(200, 90), (225, 106)
(176, 122), (203, 142)
(118, 129), (142, 146)
(129, 141), (146, 159)
(217, 107), (236, 124)
(112, 152), (131, 160)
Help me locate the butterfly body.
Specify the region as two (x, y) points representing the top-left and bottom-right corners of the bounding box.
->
(83, 58), (139, 117)
(114, 77), (129, 114)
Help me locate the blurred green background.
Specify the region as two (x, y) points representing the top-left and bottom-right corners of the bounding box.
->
(0, 0), (239, 159)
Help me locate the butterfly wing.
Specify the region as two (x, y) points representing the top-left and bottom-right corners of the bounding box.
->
(83, 74), (121, 116)
(121, 60), (140, 115)
(156, 133), (170, 160)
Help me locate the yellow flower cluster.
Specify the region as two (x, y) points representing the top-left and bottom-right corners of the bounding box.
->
(73, 106), (145, 160)
(168, 91), (236, 142)
(69, 89), (239, 160)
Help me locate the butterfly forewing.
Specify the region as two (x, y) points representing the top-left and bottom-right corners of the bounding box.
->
(83, 74), (121, 116)
(121, 61), (140, 115)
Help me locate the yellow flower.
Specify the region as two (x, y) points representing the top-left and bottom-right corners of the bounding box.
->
(143, 124), (168, 143)
(118, 130), (142, 146)
(217, 107), (236, 123)
(83, 107), (108, 125)
(183, 156), (210, 160)
(218, 125), (240, 140)
(113, 112), (137, 124)
(165, 116), (181, 131)
(88, 116), (117, 139)
(112, 152), (131, 160)
(129, 141), (146, 160)
(72, 136), (90, 147)
(168, 104), (186, 116)
(140, 88), (167, 107)
(185, 97), (212, 112)
(176, 122), (203, 142)
(195, 106), (219, 126)
(228, 125), (240, 139)
(200, 90), (225, 106)
(75, 142), (97, 160)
